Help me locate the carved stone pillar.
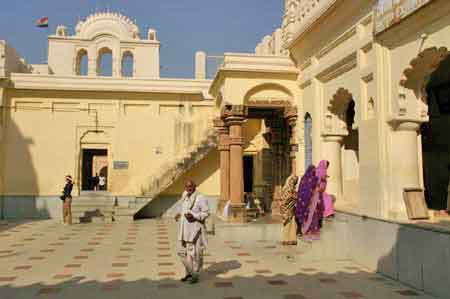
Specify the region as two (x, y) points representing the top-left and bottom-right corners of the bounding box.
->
(213, 118), (230, 216)
(222, 105), (248, 223)
(285, 107), (298, 175)
(323, 134), (345, 200)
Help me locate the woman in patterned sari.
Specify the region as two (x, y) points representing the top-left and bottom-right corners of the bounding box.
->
(280, 174), (299, 246)
(296, 165), (323, 241)
(316, 160), (335, 218)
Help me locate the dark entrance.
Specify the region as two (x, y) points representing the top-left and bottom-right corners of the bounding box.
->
(243, 155), (254, 193)
(82, 149), (108, 191)
(421, 55), (450, 211)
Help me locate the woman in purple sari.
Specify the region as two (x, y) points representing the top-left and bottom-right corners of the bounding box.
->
(296, 165), (323, 241)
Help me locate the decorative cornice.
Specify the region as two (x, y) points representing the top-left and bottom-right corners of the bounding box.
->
(9, 74), (213, 99)
(316, 52), (357, 83)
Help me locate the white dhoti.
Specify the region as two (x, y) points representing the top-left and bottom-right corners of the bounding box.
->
(177, 233), (205, 275)
(177, 191), (210, 277)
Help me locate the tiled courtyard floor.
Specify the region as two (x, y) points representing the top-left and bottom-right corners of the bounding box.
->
(0, 219), (437, 299)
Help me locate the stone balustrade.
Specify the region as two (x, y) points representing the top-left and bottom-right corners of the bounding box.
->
(282, 0), (338, 46)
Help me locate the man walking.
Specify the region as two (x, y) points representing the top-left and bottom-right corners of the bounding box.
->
(175, 179), (209, 284)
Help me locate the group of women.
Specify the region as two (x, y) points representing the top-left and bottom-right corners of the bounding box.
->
(280, 160), (335, 245)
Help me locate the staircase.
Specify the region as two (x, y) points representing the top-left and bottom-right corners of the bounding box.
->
(71, 192), (115, 224)
(135, 127), (218, 211)
(117, 113), (219, 221)
(71, 113), (219, 223)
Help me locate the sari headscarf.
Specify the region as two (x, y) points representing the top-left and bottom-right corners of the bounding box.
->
(316, 160), (328, 181)
(295, 165), (318, 227)
(280, 174), (299, 225)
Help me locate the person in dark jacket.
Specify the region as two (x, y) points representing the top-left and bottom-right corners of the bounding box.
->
(62, 175), (73, 225)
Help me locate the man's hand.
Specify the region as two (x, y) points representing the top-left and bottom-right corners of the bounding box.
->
(184, 212), (195, 222)
(174, 213), (181, 222)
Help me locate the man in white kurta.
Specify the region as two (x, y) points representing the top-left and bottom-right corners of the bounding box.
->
(175, 180), (209, 284)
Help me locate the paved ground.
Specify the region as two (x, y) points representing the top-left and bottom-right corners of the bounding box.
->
(0, 219), (437, 299)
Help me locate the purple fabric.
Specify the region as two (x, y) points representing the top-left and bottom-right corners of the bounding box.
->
(295, 165), (319, 229)
(316, 160), (328, 181)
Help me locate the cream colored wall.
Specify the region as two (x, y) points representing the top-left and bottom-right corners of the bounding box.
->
(376, 0), (450, 218)
(290, 1), (384, 216)
(1, 89), (216, 197)
(287, 0), (450, 219)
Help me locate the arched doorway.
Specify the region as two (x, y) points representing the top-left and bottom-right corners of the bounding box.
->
(323, 88), (360, 202)
(304, 113), (313, 170)
(421, 54), (450, 212)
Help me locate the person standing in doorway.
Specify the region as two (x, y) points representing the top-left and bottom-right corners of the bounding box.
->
(98, 174), (106, 191)
(175, 179), (210, 284)
(93, 173), (99, 191)
(61, 175), (73, 225)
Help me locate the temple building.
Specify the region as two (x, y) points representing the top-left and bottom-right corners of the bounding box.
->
(0, 1), (449, 223)
(1, 1), (450, 296)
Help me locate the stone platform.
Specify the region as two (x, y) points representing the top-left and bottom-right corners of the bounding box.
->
(0, 217), (436, 299)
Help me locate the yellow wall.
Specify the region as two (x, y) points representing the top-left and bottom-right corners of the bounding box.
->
(1, 89), (217, 196)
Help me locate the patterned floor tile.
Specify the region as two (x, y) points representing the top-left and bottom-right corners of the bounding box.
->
(319, 278), (337, 283)
(396, 290), (420, 296)
(268, 280), (287, 286)
(14, 265), (32, 270)
(158, 262), (174, 266)
(53, 274), (73, 279)
(158, 272), (176, 277)
(214, 282), (233, 288)
(106, 273), (125, 278)
(255, 269), (272, 274)
(29, 256), (45, 260)
(37, 287), (61, 295)
(64, 264), (82, 268)
(339, 291), (364, 298)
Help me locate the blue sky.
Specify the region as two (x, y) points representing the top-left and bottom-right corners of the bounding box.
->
(0, 0), (284, 78)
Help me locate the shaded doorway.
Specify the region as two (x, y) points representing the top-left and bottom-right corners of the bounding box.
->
(82, 149), (108, 191)
(421, 54), (450, 211)
(243, 155), (254, 193)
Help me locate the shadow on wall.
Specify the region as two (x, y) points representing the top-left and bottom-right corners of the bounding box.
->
(340, 212), (450, 298)
(0, 109), (50, 221)
(136, 149), (220, 219)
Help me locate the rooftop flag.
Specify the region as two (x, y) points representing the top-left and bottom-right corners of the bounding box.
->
(36, 16), (49, 28)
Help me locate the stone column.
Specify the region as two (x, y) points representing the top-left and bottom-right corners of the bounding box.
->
(389, 121), (422, 219)
(285, 107), (298, 175)
(222, 105), (247, 223)
(213, 118), (230, 216)
(323, 134), (345, 200)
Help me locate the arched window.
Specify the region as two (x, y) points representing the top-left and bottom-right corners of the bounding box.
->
(304, 113), (313, 170)
(75, 49), (88, 76)
(121, 51), (134, 77)
(97, 47), (113, 76)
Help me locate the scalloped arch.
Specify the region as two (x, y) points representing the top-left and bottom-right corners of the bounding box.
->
(400, 47), (449, 102)
(75, 12), (140, 40)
